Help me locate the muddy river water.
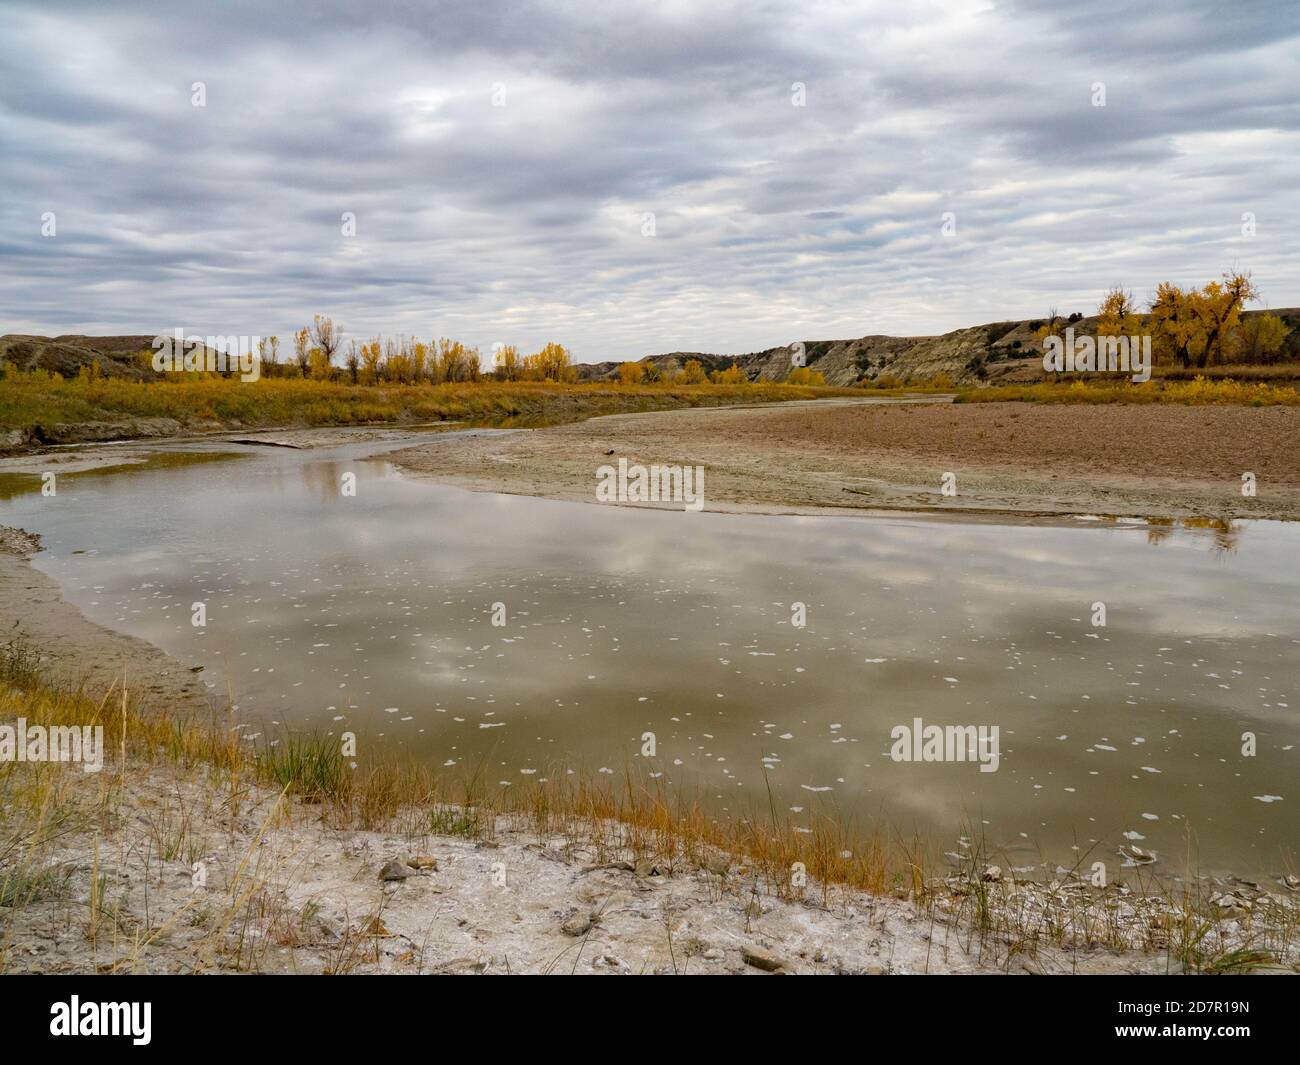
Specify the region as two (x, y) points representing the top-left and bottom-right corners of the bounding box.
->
(2, 428), (1296, 881)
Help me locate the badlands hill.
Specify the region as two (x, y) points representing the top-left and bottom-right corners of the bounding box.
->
(577, 308), (1300, 386)
(0, 334), (163, 380)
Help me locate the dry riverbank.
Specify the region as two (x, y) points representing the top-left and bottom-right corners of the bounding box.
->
(0, 756), (1210, 976)
(389, 398), (1300, 521)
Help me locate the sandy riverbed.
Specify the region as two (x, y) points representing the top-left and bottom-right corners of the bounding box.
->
(388, 399), (1300, 521)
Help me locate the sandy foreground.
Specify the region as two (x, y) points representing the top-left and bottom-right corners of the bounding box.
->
(388, 398), (1300, 521)
(0, 757), (1186, 976)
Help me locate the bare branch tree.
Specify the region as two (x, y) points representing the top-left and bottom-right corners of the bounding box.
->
(311, 314), (342, 369)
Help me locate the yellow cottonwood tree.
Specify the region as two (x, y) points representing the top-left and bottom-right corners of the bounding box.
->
(1096, 287), (1143, 338)
(294, 328), (310, 377)
(1232, 312), (1288, 363)
(494, 344), (522, 380)
(524, 342), (574, 382)
(360, 339), (382, 383)
(1150, 273), (1257, 368)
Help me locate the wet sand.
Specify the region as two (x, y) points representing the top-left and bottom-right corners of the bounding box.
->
(388, 399), (1300, 521)
(0, 527), (209, 712)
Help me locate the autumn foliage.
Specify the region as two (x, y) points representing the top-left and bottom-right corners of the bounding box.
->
(1036, 273), (1292, 370)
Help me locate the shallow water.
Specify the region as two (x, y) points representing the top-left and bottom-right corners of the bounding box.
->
(3, 431), (1296, 880)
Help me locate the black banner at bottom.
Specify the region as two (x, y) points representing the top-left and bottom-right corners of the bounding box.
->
(0, 974), (1289, 1051)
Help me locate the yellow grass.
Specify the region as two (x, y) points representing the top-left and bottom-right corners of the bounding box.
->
(956, 375), (1300, 406)
(0, 371), (854, 439)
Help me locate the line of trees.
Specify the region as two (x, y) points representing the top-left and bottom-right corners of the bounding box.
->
(259, 321), (821, 388)
(1036, 273), (1297, 368)
(256, 317), (580, 384)
(615, 358), (750, 385)
(615, 358), (822, 386)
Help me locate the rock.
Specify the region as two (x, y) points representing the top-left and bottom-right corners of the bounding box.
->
(742, 945), (791, 973)
(1119, 845), (1157, 865)
(1210, 891), (1252, 918)
(431, 957), (488, 975)
(378, 860), (412, 881)
(702, 948), (724, 961)
(0, 526), (43, 555)
(561, 912), (594, 937)
(593, 954), (627, 971)
(43, 418), (183, 445)
(701, 853), (731, 877)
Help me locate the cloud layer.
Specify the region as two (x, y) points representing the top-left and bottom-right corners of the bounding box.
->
(2, 0), (1297, 361)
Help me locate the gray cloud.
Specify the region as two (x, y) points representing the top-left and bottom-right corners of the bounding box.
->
(2, 0), (1297, 361)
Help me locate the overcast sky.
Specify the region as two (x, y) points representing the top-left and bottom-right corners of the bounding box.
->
(2, 0), (1297, 362)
